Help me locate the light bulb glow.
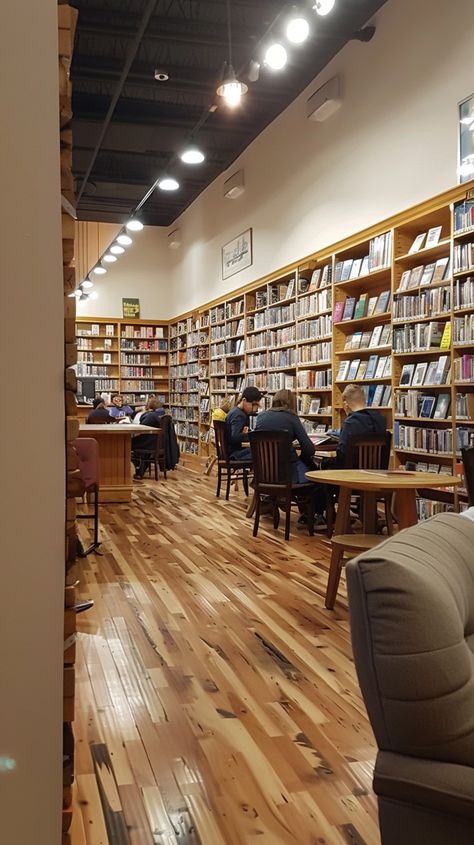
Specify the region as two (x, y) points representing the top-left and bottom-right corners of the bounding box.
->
(117, 233), (132, 246)
(93, 266), (107, 275)
(313, 0), (336, 16)
(126, 219), (144, 232)
(222, 80), (243, 107)
(81, 279), (94, 289)
(110, 244), (125, 255)
(90, 291), (99, 300)
(180, 146), (205, 164)
(265, 43), (288, 71)
(286, 17), (310, 44)
(158, 177), (180, 191)
(102, 253), (117, 263)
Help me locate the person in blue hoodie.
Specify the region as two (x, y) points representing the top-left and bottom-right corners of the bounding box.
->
(322, 383), (387, 469)
(254, 388), (315, 482)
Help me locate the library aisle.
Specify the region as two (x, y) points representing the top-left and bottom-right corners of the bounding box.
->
(72, 467), (380, 845)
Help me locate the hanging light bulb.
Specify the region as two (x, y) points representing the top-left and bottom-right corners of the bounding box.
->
(81, 278), (94, 289)
(93, 265), (107, 275)
(286, 17), (310, 44)
(110, 244), (125, 255)
(117, 233), (132, 246)
(90, 291), (99, 300)
(125, 218), (144, 232)
(216, 0), (248, 108)
(264, 43), (288, 71)
(102, 253), (117, 263)
(158, 176), (180, 191)
(313, 0), (336, 16)
(180, 145), (205, 164)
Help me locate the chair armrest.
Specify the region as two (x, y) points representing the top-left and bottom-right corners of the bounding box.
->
(375, 751), (474, 821)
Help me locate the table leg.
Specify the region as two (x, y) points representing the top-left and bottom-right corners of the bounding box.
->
(361, 492), (378, 533)
(325, 486), (352, 610)
(246, 491), (256, 518)
(396, 489), (418, 530)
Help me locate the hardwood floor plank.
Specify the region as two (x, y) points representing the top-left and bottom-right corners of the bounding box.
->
(74, 465), (380, 845)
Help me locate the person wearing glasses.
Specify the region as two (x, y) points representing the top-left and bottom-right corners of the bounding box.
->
(225, 386), (264, 460)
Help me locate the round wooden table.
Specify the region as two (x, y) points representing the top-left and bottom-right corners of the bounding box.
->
(305, 469), (461, 608)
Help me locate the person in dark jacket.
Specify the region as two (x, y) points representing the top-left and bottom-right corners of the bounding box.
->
(322, 383), (387, 469)
(255, 388), (315, 482)
(86, 397), (111, 424)
(132, 399), (166, 478)
(225, 386), (264, 460)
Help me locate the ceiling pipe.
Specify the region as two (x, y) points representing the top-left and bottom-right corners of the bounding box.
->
(76, 0), (159, 204)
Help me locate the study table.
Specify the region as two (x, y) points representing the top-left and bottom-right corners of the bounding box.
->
(79, 424), (160, 503)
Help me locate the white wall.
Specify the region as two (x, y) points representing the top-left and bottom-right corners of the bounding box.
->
(78, 225), (173, 319)
(166, 0), (474, 315)
(0, 2), (65, 844)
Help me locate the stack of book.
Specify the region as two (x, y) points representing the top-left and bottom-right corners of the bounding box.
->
(399, 356), (451, 387)
(344, 324), (392, 350)
(336, 355), (391, 382)
(395, 390), (451, 419)
(393, 288), (451, 320)
(334, 290), (390, 322)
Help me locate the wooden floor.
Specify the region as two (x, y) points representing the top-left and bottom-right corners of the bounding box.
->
(72, 463), (380, 845)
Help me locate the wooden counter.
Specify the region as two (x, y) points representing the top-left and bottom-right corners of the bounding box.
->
(79, 423), (159, 503)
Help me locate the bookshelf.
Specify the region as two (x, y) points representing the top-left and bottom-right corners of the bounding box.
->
(169, 315), (200, 454)
(75, 317), (169, 407)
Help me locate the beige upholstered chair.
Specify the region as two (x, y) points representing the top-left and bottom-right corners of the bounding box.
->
(346, 513), (474, 845)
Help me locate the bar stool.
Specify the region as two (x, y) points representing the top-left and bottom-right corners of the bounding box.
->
(74, 437), (101, 555)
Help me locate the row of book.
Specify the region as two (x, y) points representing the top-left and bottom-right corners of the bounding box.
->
(171, 318), (195, 337)
(360, 384), (392, 407)
(268, 349), (297, 369)
(226, 359), (245, 375)
(119, 353), (152, 365)
(297, 315), (332, 340)
(298, 395), (331, 415)
(299, 264), (332, 293)
(334, 290), (390, 323)
(77, 352), (114, 364)
(210, 305), (225, 324)
(334, 232), (392, 281)
(295, 290), (331, 317)
(298, 341), (332, 364)
(251, 304), (295, 330)
(121, 326), (165, 339)
(169, 366), (188, 379)
(396, 257), (450, 292)
(210, 361), (225, 375)
(246, 353), (267, 371)
(170, 337), (186, 351)
(454, 277), (474, 310)
(394, 423), (454, 455)
(268, 279), (296, 303)
(399, 357), (451, 387)
(393, 321), (450, 353)
(406, 225), (444, 254)
(186, 347), (199, 363)
(170, 407), (198, 421)
(121, 339), (167, 351)
(75, 364), (111, 377)
(297, 368), (332, 389)
(393, 289), (450, 321)
(454, 199), (474, 233)
(343, 324), (391, 350)
(210, 342), (226, 359)
(122, 380), (155, 391)
(77, 323), (116, 337)
(226, 339), (245, 356)
(456, 392), (474, 419)
(268, 326), (297, 346)
(77, 337), (115, 350)
(453, 242), (474, 273)
(169, 351), (186, 366)
(121, 367), (153, 378)
(187, 331), (200, 347)
(395, 390), (451, 420)
(225, 299), (245, 318)
(175, 422), (199, 439)
(453, 354), (474, 382)
(337, 355), (391, 382)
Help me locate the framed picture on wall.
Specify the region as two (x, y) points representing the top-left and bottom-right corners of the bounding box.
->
(222, 228), (253, 280)
(458, 93), (474, 183)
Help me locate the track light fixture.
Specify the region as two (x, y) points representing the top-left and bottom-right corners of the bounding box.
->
(110, 244), (125, 255)
(180, 145), (205, 164)
(116, 233), (133, 246)
(81, 278), (94, 289)
(102, 254), (117, 263)
(158, 176), (180, 191)
(264, 43), (288, 70)
(93, 265), (107, 275)
(313, 0), (336, 15)
(216, 0), (248, 108)
(126, 218), (144, 232)
(286, 17), (310, 44)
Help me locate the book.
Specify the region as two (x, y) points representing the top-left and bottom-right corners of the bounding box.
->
(103, 353), (111, 364)
(337, 360), (350, 381)
(371, 384), (385, 406)
(333, 301), (345, 322)
(361, 330), (372, 347)
(408, 265), (424, 288)
(374, 290), (391, 314)
(412, 362), (428, 386)
(398, 270), (412, 292)
(433, 393), (451, 419)
(424, 360), (439, 384)
(347, 358), (361, 380)
(350, 331), (363, 349)
(308, 398), (321, 414)
(366, 355), (378, 380)
(341, 260), (354, 281)
(426, 321), (444, 348)
(440, 321), (451, 350)
(400, 364), (415, 386)
(431, 257), (450, 283)
(433, 354), (450, 385)
(380, 325), (392, 345)
(425, 226), (442, 247)
(408, 233), (426, 254)
(349, 258), (363, 279)
(419, 396), (436, 418)
(375, 356), (387, 379)
(382, 357), (392, 377)
(381, 385), (392, 406)
(285, 278), (295, 298)
(419, 263), (436, 287)
(342, 297), (356, 320)
(309, 269), (321, 290)
(356, 360), (368, 380)
(353, 293), (368, 319)
(366, 296), (378, 316)
(360, 255), (370, 276)
(369, 325), (383, 347)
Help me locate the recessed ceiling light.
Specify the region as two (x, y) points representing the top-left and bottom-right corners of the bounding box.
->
(180, 146), (205, 165)
(110, 244), (125, 255)
(126, 218), (144, 232)
(158, 176), (180, 191)
(81, 278), (94, 289)
(117, 233), (132, 246)
(154, 69), (169, 81)
(264, 43), (288, 71)
(286, 17), (310, 44)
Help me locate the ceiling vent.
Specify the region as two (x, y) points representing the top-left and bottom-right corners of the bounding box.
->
(223, 169), (245, 199)
(307, 76), (342, 122)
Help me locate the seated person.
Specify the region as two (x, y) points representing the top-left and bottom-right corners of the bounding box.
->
(224, 386), (264, 461)
(322, 383), (387, 469)
(109, 394), (134, 419)
(131, 399), (166, 478)
(255, 389), (315, 483)
(86, 397), (111, 424)
(211, 396), (233, 423)
(133, 395), (156, 424)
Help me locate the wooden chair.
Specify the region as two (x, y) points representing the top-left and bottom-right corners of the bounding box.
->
(132, 426), (165, 481)
(326, 431), (393, 537)
(74, 437), (100, 555)
(461, 446), (474, 506)
(249, 430), (316, 541)
(213, 420), (252, 500)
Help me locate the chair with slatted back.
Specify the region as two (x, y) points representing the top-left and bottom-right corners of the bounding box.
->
(74, 437), (100, 554)
(213, 420), (252, 500)
(325, 430), (394, 609)
(461, 446), (474, 506)
(249, 430), (316, 540)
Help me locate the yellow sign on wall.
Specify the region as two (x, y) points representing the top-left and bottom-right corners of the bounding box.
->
(122, 298), (140, 319)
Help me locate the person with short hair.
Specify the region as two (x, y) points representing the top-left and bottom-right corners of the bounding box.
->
(86, 397), (111, 424)
(225, 386), (264, 461)
(323, 383), (387, 469)
(254, 388), (315, 482)
(109, 394), (134, 419)
(211, 396), (233, 423)
(131, 399), (166, 478)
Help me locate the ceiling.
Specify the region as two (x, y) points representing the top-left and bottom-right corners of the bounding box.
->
(71, 0), (388, 227)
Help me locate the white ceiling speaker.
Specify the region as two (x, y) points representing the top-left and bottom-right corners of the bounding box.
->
(223, 169), (245, 199)
(168, 228), (181, 249)
(306, 76), (342, 122)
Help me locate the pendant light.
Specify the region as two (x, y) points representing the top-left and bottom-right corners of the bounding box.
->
(313, 0), (336, 15)
(216, 0), (248, 108)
